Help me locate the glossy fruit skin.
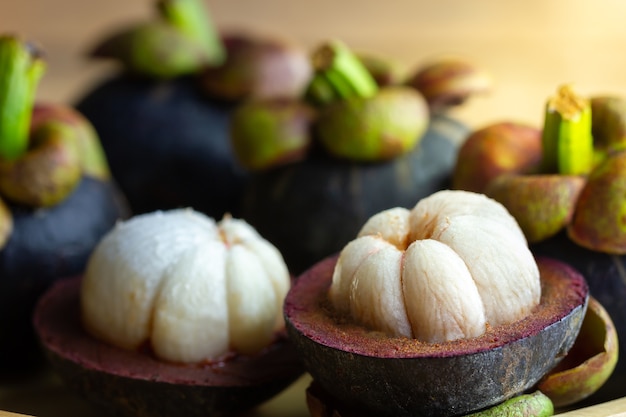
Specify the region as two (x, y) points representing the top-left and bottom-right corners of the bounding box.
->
(34, 276), (305, 417)
(284, 255), (588, 417)
(532, 232), (626, 404)
(240, 115), (466, 274)
(75, 73), (247, 219)
(0, 177), (128, 370)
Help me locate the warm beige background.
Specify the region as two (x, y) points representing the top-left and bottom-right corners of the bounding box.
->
(2, 1), (626, 416)
(4, 0), (626, 130)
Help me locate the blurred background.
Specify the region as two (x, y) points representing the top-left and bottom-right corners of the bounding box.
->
(4, 0), (626, 130)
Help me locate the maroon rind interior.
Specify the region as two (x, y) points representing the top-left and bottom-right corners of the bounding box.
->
(284, 255), (589, 359)
(34, 276), (304, 386)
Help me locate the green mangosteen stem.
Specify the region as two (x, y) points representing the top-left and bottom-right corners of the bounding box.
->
(306, 40), (378, 106)
(157, 0), (225, 66)
(0, 35), (45, 160)
(541, 84), (594, 175)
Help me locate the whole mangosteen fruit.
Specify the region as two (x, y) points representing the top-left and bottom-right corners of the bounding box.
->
(75, 0), (312, 219)
(284, 190), (600, 417)
(236, 41), (483, 274)
(34, 209), (304, 417)
(0, 35), (128, 371)
(453, 84), (626, 403)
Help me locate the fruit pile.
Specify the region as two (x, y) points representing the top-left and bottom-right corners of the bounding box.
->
(2, 0), (622, 416)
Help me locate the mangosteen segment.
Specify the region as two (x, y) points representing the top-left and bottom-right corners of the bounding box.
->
(284, 256), (588, 417)
(34, 276), (305, 417)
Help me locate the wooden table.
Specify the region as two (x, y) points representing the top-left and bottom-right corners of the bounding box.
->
(3, 0), (626, 415)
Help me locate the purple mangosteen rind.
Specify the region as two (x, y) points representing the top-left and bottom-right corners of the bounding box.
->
(284, 255), (588, 417)
(34, 276), (305, 417)
(0, 176), (129, 370)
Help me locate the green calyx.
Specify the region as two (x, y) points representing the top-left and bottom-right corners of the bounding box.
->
(0, 35), (45, 160)
(315, 86), (428, 161)
(306, 40), (378, 106)
(465, 391), (554, 417)
(92, 0), (224, 79)
(0, 121), (81, 208)
(541, 85), (594, 175)
(156, 0), (225, 64)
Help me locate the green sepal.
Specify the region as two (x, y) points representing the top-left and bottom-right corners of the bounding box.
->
(465, 391), (554, 417)
(0, 35), (45, 160)
(306, 40), (378, 106)
(541, 85), (594, 175)
(157, 0), (225, 66)
(91, 22), (212, 79)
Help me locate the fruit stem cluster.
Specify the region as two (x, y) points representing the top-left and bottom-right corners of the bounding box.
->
(306, 40), (378, 105)
(0, 35), (45, 160)
(541, 84), (593, 176)
(157, 0), (225, 66)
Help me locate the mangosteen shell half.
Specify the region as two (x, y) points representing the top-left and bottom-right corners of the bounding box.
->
(241, 115), (466, 275)
(0, 177), (128, 371)
(33, 276), (305, 417)
(532, 231), (626, 404)
(284, 255), (589, 417)
(75, 73), (247, 219)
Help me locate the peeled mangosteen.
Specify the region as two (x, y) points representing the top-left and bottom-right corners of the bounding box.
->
(0, 35), (128, 371)
(452, 84), (626, 402)
(237, 41), (478, 274)
(284, 190), (591, 417)
(34, 209), (304, 417)
(75, 0), (312, 219)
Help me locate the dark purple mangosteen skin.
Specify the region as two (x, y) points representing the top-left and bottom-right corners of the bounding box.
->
(284, 256), (588, 417)
(532, 231), (626, 404)
(0, 177), (128, 371)
(241, 115), (466, 275)
(34, 276), (305, 417)
(75, 73), (247, 219)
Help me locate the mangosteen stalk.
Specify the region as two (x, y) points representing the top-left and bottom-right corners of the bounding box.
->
(0, 35), (45, 160)
(90, 0), (225, 79)
(156, 0), (225, 66)
(306, 40), (379, 106)
(541, 84), (594, 176)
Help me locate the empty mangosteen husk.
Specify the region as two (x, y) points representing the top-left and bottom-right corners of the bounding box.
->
(240, 114), (466, 275)
(75, 73), (247, 219)
(0, 177), (129, 371)
(33, 276), (305, 417)
(284, 255), (588, 417)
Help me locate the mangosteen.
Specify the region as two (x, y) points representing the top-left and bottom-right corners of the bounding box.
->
(75, 0), (312, 219)
(236, 41), (482, 275)
(452, 84), (626, 402)
(34, 209), (304, 417)
(284, 190), (599, 417)
(0, 35), (128, 371)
